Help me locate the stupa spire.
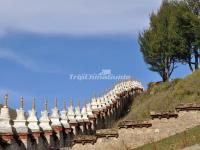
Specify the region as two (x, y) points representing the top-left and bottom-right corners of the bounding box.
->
(70, 98), (73, 107)
(44, 99), (48, 111)
(20, 96), (24, 109)
(78, 99), (80, 108)
(32, 97), (35, 110)
(63, 99), (66, 110)
(4, 94), (8, 108)
(54, 97), (58, 108)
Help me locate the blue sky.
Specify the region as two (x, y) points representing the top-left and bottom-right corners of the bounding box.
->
(0, 0), (191, 114)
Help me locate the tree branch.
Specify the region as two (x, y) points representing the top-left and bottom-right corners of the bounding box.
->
(169, 61), (176, 77)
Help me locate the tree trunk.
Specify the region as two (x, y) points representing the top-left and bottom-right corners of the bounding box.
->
(162, 71), (167, 82)
(162, 57), (170, 82)
(162, 71), (169, 82)
(194, 47), (199, 70)
(188, 61), (194, 72)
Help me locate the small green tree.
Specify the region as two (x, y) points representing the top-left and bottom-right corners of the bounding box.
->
(182, 0), (200, 71)
(139, 1), (187, 81)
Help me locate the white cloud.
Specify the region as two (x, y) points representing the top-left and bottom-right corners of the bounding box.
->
(0, 0), (162, 36)
(0, 49), (63, 73)
(0, 49), (39, 71)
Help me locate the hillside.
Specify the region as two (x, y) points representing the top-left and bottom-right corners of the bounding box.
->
(58, 70), (200, 150)
(134, 125), (200, 150)
(121, 69), (200, 122)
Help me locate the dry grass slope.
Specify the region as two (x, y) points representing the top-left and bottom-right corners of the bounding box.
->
(123, 69), (200, 121)
(134, 125), (200, 150)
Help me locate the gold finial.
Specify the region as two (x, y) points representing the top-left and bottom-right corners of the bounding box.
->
(20, 96), (24, 109)
(32, 97), (35, 110)
(44, 99), (48, 111)
(78, 99), (80, 108)
(70, 98), (73, 107)
(54, 97), (58, 108)
(84, 100), (87, 107)
(63, 99), (66, 110)
(4, 94), (8, 108)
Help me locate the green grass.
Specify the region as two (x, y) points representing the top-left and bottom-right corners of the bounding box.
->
(133, 125), (200, 150)
(123, 69), (200, 121)
(112, 70), (200, 149)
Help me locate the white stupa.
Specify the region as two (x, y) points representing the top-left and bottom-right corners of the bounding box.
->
(60, 99), (70, 129)
(0, 95), (13, 143)
(27, 97), (40, 143)
(13, 96), (28, 148)
(75, 100), (83, 123)
(39, 100), (52, 144)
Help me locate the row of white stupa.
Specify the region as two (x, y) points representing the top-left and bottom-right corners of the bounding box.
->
(0, 80), (143, 147)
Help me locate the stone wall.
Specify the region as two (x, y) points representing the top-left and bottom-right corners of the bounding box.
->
(0, 80), (144, 150)
(71, 111), (200, 150)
